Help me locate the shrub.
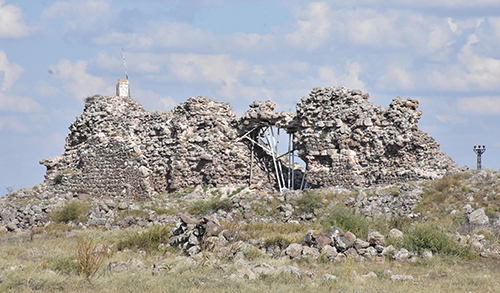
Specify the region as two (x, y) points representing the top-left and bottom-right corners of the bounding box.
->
(229, 186), (245, 197)
(264, 235), (292, 250)
(295, 190), (323, 214)
(45, 255), (78, 275)
(434, 176), (459, 192)
(400, 223), (472, 258)
(322, 204), (370, 237)
(242, 246), (261, 261)
(76, 236), (112, 282)
(116, 225), (171, 253)
(53, 174), (64, 184)
(51, 201), (89, 223)
(186, 198), (233, 216)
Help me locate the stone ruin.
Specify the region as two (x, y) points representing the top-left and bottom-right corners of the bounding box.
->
(40, 81), (457, 199)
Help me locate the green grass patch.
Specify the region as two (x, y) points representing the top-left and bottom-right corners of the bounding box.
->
(322, 204), (371, 237)
(116, 225), (171, 253)
(115, 209), (150, 221)
(229, 186), (245, 198)
(186, 198), (233, 216)
(51, 201), (90, 223)
(392, 223), (473, 258)
(295, 190), (323, 214)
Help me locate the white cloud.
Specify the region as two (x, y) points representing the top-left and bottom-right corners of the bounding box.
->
(285, 2), (331, 50)
(49, 59), (113, 100)
(318, 62), (365, 91)
(427, 33), (500, 91)
(303, 0), (500, 8)
(346, 9), (403, 48)
(0, 93), (42, 113)
(435, 115), (468, 124)
(36, 80), (60, 97)
(0, 51), (40, 113)
(457, 96), (500, 115)
(168, 54), (245, 86)
(160, 96), (176, 110)
(93, 32), (155, 48)
(0, 0), (29, 38)
(93, 22), (216, 51)
(457, 34), (500, 89)
(42, 0), (112, 32)
(0, 115), (29, 132)
(230, 32), (274, 50)
(285, 3), (459, 55)
(376, 65), (414, 90)
(0, 50), (23, 91)
(387, 0), (500, 8)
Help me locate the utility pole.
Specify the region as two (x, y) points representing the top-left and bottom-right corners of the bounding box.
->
(473, 145), (486, 170)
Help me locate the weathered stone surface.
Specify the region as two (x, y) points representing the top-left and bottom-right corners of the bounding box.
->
(387, 228), (404, 239)
(320, 245), (338, 261)
(293, 87), (457, 189)
(284, 243), (303, 258)
(367, 230), (385, 247)
(390, 274), (414, 281)
(468, 208), (489, 226)
(37, 85), (457, 199)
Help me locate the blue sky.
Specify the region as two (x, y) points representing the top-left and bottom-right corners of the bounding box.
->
(1, 0), (500, 194)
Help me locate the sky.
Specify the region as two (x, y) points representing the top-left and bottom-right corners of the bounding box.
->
(1, 0), (500, 194)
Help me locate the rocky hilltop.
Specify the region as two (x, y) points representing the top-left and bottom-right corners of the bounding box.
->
(39, 82), (457, 199)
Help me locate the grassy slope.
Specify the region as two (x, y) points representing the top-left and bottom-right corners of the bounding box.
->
(1, 171), (500, 292)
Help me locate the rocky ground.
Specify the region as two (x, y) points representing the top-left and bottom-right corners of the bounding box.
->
(1, 170), (500, 291)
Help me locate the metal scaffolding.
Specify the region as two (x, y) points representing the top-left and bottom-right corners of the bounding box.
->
(237, 126), (305, 193)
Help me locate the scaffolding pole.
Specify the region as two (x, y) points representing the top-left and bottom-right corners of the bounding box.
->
(300, 167), (307, 190)
(265, 127), (283, 193)
(249, 140), (254, 186)
(272, 127), (286, 190)
(291, 133), (295, 190)
(288, 132), (291, 189)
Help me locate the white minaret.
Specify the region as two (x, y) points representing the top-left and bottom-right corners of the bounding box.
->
(117, 48), (130, 97)
(116, 79), (130, 97)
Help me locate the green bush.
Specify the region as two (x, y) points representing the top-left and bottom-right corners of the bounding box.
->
(264, 235), (292, 250)
(47, 255), (79, 275)
(399, 223), (472, 258)
(186, 198), (233, 215)
(295, 190), (323, 214)
(322, 204), (370, 237)
(52, 201), (89, 223)
(116, 225), (171, 253)
(53, 174), (64, 184)
(229, 186), (245, 197)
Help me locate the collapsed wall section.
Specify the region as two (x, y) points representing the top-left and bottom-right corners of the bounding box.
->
(293, 86), (457, 188)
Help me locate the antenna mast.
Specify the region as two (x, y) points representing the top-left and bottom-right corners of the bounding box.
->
(473, 145), (486, 170)
(122, 48), (128, 80)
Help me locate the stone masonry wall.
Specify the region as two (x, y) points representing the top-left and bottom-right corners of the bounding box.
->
(40, 85), (458, 199)
(293, 86), (457, 188)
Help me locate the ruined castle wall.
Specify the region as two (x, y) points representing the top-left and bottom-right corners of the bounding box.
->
(40, 95), (277, 199)
(293, 86), (457, 188)
(39, 85), (458, 199)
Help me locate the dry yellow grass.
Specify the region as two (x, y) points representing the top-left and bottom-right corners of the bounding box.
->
(0, 227), (499, 293)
